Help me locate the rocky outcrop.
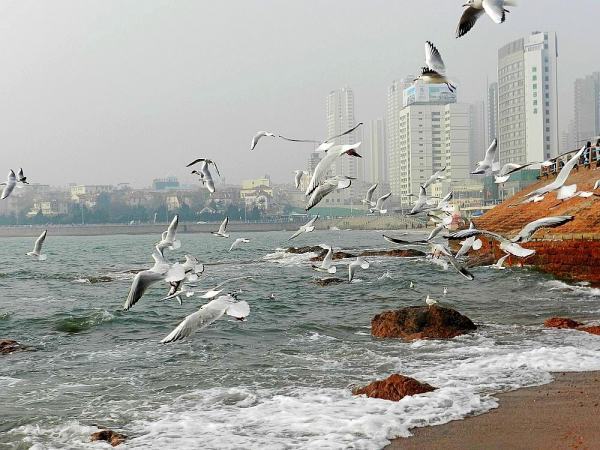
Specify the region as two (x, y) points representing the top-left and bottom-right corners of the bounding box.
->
(0, 339), (27, 355)
(352, 374), (436, 401)
(90, 429), (127, 447)
(544, 317), (583, 329)
(288, 246), (426, 260)
(371, 305), (477, 340)
(359, 248), (425, 258)
(579, 326), (600, 336)
(313, 277), (345, 287)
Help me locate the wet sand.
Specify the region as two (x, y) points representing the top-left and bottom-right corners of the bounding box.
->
(388, 372), (600, 450)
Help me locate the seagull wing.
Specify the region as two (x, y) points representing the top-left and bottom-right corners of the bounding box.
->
(483, 139), (498, 167)
(383, 234), (429, 246)
(218, 216), (229, 234)
(33, 230), (47, 254)
(306, 181), (337, 211)
(495, 254), (510, 269)
(186, 158), (207, 168)
(512, 216), (574, 243)
(456, 5), (485, 38)
(365, 183), (378, 203)
(322, 246), (334, 269)
(375, 192), (392, 209)
(213, 276), (253, 290)
(425, 41), (446, 75)
(200, 164), (215, 193)
(165, 215), (179, 242)
(325, 122), (364, 142)
(225, 300), (250, 319)
(123, 270), (164, 311)
(160, 299), (228, 343)
(482, 0), (506, 24)
(305, 150), (339, 196)
(443, 254), (475, 280)
(1, 170), (16, 200)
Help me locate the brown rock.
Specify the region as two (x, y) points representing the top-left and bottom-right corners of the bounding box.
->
(371, 305), (477, 341)
(313, 277), (345, 287)
(352, 374), (436, 401)
(579, 326), (600, 336)
(544, 317), (583, 329)
(0, 339), (27, 355)
(310, 250), (355, 262)
(359, 249), (426, 258)
(90, 429), (127, 447)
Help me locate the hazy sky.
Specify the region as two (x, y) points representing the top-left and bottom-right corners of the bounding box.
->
(1, 0), (598, 187)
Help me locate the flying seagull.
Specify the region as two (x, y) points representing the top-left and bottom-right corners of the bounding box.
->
(0, 170), (17, 200)
(294, 170), (308, 189)
(156, 215), (181, 254)
(278, 123), (364, 153)
(17, 168), (28, 184)
(348, 257), (369, 282)
(229, 238), (250, 252)
(362, 183), (378, 207)
(457, 0), (516, 39)
(250, 131), (276, 150)
(306, 176), (353, 211)
(212, 217), (229, 238)
(447, 229), (535, 258)
(494, 162), (538, 184)
(492, 254), (510, 270)
(524, 146), (586, 202)
(305, 142), (362, 196)
(472, 139), (498, 175)
(190, 160), (219, 194)
(312, 245), (336, 274)
(370, 192), (392, 214)
(161, 294), (250, 344)
(422, 167), (446, 189)
(186, 158), (221, 176)
(27, 230), (48, 261)
(455, 222), (483, 258)
(288, 215), (318, 241)
(123, 249), (186, 311)
(416, 42), (456, 92)
(407, 186), (437, 216)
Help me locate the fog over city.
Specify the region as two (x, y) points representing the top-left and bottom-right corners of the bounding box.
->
(0, 0), (598, 187)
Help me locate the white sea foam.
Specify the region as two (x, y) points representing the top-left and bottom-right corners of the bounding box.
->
(0, 376), (22, 387)
(262, 250), (317, 267)
(544, 279), (600, 297)
(72, 278), (90, 284)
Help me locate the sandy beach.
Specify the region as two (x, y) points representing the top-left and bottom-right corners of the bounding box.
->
(389, 371), (600, 450)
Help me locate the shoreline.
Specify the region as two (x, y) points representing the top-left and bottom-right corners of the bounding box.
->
(388, 371), (600, 450)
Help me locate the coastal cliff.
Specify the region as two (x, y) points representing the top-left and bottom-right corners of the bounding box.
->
(471, 163), (600, 285)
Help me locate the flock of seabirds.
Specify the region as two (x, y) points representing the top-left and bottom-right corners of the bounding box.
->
(3, 0), (600, 344)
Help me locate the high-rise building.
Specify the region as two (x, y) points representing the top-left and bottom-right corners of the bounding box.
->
(470, 101), (486, 169)
(387, 82), (472, 205)
(497, 31), (559, 165)
(326, 87), (358, 180)
(386, 77), (415, 185)
(368, 118), (386, 183)
(574, 72), (600, 144)
(487, 82), (499, 143)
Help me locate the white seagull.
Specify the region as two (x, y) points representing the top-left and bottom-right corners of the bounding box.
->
(447, 229), (534, 258)
(494, 162), (539, 184)
(123, 249), (186, 311)
(416, 42), (456, 92)
(407, 186), (437, 216)
(288, 215), (319, 241)
(212, 217), (230, 238)
(278, 123), (364, 153)
(472, 139), (499, 175)
(362, 183), (379, 207)
(17, 168), (28, 184)
(27, 230), (48, 261)
(455, 222), (483, 258)
(190, 160), (219, 194)
(229, 238), (250, 252)
(457, 0), (517, 39)
(305, 142), (362, 196)
(524, 146), (586, 202)
(348, 257), (369, 282)
(294, 170), (308, 189)
(492, 254), (510, 270)
(510, 216), (573, 243)
(161, 294), (250, 344)
(250, 131), (276, 150)
(370, 192), (392, 214)
(422, 167), (446, 189)
(156, 215), (181, 254)
(425, 295), (438, 307)
(306, 176), (353, 211)
(1, 170), (17, 200)
(312, 245), (337, 274)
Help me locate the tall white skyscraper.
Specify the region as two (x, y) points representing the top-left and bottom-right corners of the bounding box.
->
(386, 77), (415, 184)
(574, 72), (600, 144)
(487, 82), (498, 143)
(387, 82), (472, 204)
(368, 118), (386, 183)
(470, 101), (486, 169)
(326, 87), (358, 180)
(497, 31), (559, 165)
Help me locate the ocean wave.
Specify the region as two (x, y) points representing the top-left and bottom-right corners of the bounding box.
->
(262, 250), (317, 266)
(544, 280), (600, 297)
(54, 310), (116, 333)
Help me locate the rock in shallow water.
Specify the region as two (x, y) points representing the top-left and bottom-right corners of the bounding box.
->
(352, 374), (436, 401)
(313, 277), (345, 287)
(90, 429), (127, 447)
(371, 305), (477, 340)
(544, 317), (583, 329)
(0, 339), (27, 355)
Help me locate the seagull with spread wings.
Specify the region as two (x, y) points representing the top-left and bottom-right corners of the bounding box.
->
(457, 0), (517, 39)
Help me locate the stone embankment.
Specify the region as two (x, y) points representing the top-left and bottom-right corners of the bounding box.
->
(471, 162), (600, 285)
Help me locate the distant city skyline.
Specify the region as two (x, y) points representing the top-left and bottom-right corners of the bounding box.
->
(0, 1), (598, 187)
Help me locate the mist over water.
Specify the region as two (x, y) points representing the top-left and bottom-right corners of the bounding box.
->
(2, 230), (600, 449)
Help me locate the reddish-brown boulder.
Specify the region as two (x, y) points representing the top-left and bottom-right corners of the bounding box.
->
(544, 318), (583, 329)
(579, 326), (600, 336)
(0, 339), (27, 355)
(90, 429), (127, 447)
(352, 374), (436, 401)
(371, 305), (476, 340)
